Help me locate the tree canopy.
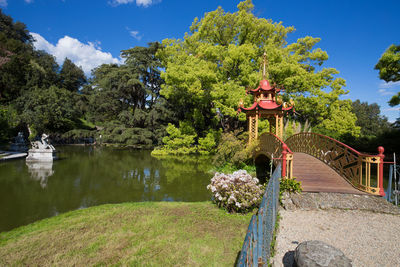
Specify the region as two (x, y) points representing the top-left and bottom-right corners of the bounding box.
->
(351, 100), (390, 137)
(3, 3), (395, 153)
(158, 0), (359, 139)
(375, 44), (400, 83)
(59, 58), (86, 92)
(0, 9), (89, 139)
(85, 42), (175, 147)
(375, 44), (400, 126)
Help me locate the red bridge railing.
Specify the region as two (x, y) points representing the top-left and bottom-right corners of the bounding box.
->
(255, 132), (293, 179)
(285, 132), (385, 196)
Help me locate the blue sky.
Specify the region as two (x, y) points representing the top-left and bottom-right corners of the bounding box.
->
(2, 0), (400, 121)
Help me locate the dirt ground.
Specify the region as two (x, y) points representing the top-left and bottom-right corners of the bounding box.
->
(272, 193), (400, 267)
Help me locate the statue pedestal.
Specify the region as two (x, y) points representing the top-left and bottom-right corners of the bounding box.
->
(26, 149), (57, 162)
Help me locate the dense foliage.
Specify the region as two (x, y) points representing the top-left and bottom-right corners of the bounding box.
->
(0, 3), (397, 159)
(85, 42), (175, 148)
(372, 44), (400, 155)
(375, 44), (400, 127)
(158, 0), (360, 147)
(0, 10), (173, 147)
(342, 99), (399, 155)
(375, 44), (400, 83)
(0, 9), (89, 140)
(352, 100), (391, 138)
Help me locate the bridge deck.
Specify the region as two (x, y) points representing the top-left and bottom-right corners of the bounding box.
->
(292, 152), (366, 194)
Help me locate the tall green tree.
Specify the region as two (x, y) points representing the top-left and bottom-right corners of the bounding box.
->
(86, 42), (174, 147)
(26, 50), (59, 89)
(14, 86), (80, 134)
(85, 64), (123, 122)
(343, 99), (398, 154)
(59, 58), (86, 92)
(351, 100), (391, 137)
(375, 44), (400, 83)
(121, 42), (163, 109)
(0, 9), (32, 43)
(375, 44), (400, 125)
(158, 0), (359, 138)
(0, 10), (90, 141)
(89, 42), (164, 119)
(0, 9), (33, 102)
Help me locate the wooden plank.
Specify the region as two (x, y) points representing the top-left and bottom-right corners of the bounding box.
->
(292, 152), (367, 194)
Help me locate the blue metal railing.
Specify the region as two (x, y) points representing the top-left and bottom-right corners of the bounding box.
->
(385, 164), (399, 205)
(237, 163), (281, 267)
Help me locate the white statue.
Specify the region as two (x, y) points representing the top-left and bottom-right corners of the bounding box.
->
(31, 133), (55, 150)
(27, 133), (56, 162)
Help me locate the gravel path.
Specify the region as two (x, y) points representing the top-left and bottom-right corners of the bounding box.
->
(272, 196), (400, 267)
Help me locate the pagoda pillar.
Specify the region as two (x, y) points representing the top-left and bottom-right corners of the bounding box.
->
(248, 114), (258, 143)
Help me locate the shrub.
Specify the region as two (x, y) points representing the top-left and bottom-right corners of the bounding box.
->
(280, 177), (302, 195)
(207, 170), (264, 213)
(97, 121), (155, 148)
(198, 129), (220, 155)
(212, 131), (259, 173)
(152, 123), (197, 155)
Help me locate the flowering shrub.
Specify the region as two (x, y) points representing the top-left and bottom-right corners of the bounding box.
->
(207, 170), (265, 213)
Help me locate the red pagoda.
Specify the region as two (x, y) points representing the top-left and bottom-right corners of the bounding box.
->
(239, 53), (294, 142)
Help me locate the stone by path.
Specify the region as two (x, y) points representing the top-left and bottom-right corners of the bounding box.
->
(272, 193), (400, 267)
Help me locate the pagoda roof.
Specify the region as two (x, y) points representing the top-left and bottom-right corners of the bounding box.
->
(240, 100), (293, 112)
(249, 79), (281, 93)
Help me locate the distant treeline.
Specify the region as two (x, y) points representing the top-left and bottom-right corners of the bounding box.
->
(0, 1), (398, 159)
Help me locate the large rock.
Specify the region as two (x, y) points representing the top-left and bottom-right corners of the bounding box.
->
(294, 240), (352, 267)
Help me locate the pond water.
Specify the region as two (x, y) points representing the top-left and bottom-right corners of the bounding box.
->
(0, 146), (213, 232)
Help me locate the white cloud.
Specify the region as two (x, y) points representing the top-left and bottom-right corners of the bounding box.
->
(0, 0), (7, 7)
(109, 0), (160, 7)
(383, 107), (400, 111)
(31, 32), (122, 76)
(378, 88), (396, 96)
(379, 81), (400, 89)
(378, 81), (399, 96)
(136, 0), (154, 6)
(129, 30), (142, 41)
(25, 0), (34, 3)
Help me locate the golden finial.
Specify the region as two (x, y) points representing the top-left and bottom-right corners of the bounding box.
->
(262, 52), (268, 79)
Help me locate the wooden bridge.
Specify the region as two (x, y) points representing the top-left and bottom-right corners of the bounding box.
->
(255, 132), (385, 196)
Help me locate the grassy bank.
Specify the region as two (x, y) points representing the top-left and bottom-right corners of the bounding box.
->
(0, 202), (252, 266)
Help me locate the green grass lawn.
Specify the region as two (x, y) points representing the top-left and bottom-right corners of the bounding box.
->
(0, 202), (252, 266)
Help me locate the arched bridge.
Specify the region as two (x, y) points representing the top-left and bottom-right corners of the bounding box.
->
(255, 132), (385, 196)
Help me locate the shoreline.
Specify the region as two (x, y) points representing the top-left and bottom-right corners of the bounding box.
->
(0, 151), (27, 161)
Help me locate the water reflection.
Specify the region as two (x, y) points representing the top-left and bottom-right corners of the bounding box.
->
(0, 147), (212, 232)
(26, 161), (54, 188)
